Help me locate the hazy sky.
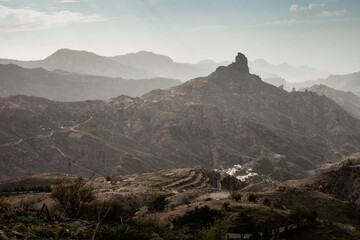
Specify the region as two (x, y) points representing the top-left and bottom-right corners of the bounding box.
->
(0, 0), (359, 74)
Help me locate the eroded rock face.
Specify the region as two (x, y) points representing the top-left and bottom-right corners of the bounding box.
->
(1, 53), (360, 181)
(232, 52), (250, 73)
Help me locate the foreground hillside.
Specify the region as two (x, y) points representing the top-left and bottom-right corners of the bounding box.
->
(0, 53), (359, 180)
(1, 159), (360, 239)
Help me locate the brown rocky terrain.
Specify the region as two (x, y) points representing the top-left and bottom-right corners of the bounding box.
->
(2, 162), (360, 240)
(293, 153), (360, 205)
(0, 53), (360, 181)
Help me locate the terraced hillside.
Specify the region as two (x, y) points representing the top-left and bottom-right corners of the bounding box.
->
(2, 162), (360, 240)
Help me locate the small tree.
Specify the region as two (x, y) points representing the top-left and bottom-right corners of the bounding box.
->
(83, 200), (133, 224)
(230, 192), (242, 201)
(173, 205), (225, 233)
(234, 210), (258, 239)
(0, 196), (13, 213)
(222, 201), (231, 211)
(195, 219), (227, 240)
(289, 206), (317, 226)
(51, 177), (94, 218)
(247, 194), (258, 203)
(263, 198), (271, 206)
(148, 196), (168, 212)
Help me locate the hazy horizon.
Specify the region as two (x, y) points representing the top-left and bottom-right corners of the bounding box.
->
(0, 0), (359, 75)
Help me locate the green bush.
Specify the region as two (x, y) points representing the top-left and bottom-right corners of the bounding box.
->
(0, 224), (10, 232)
(51, 177), (94, 218)
(95, 219), (174, 240)
(230, 192), (242, 201)
(95, 226), (147, 240)
(129, 218), (170, 237)
(194, 219), (227, 240)
(16, 224), (28, 233)
(58, 227), (71, 239)
(18, 200), (35, 211)
(263, 198), (271, 206)
(148, 196), (168, 212)
(83, 200), (133, 223)
(15, 215), (34, 224)
(0, 196), (13, 212)
(289, 206), (317, 226)
(222, 201), (230, 211)
(31, 226), (56, 238)
(173, 206), (225, 232)
(234, 210), (258, 236)
(247, 194), (258, 203)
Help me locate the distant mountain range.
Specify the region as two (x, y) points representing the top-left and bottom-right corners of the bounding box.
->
(110, 51), (230, 81)
(0, 64), (181, 101)
(263, 72), (360, 97)
(0, 48), (331, 82)
(1, 53), (359, 181)
(0, 49), (227, 81)
(0, 49), (156, 79)
(293, 72), (360, 96)
(249, 59), (331, 83)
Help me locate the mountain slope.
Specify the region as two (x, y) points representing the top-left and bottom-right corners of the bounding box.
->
(0, 53), (359, 181)
(289, 153), (360, 205)
(300, 84), (360, 120)
(0, 64), (181, 101)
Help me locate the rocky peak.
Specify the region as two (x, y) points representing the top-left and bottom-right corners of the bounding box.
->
(215, 52), (250, 74)
(229, 52), (250, 73)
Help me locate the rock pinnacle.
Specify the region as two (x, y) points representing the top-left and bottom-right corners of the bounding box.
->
(230, 52), (249, 73)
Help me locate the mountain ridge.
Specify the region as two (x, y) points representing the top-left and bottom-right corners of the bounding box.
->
(0, 63), (181, 101)
(0, 48), (333, 82)
(110, 50), (226, 81)
(265, 71), (360, 96)
(249, 58), (331, 83)
(0, 52), (359, 181)
(0, 49), (155, 79)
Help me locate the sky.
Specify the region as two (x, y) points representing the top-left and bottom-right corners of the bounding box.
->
(0, 0), (359, 75)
